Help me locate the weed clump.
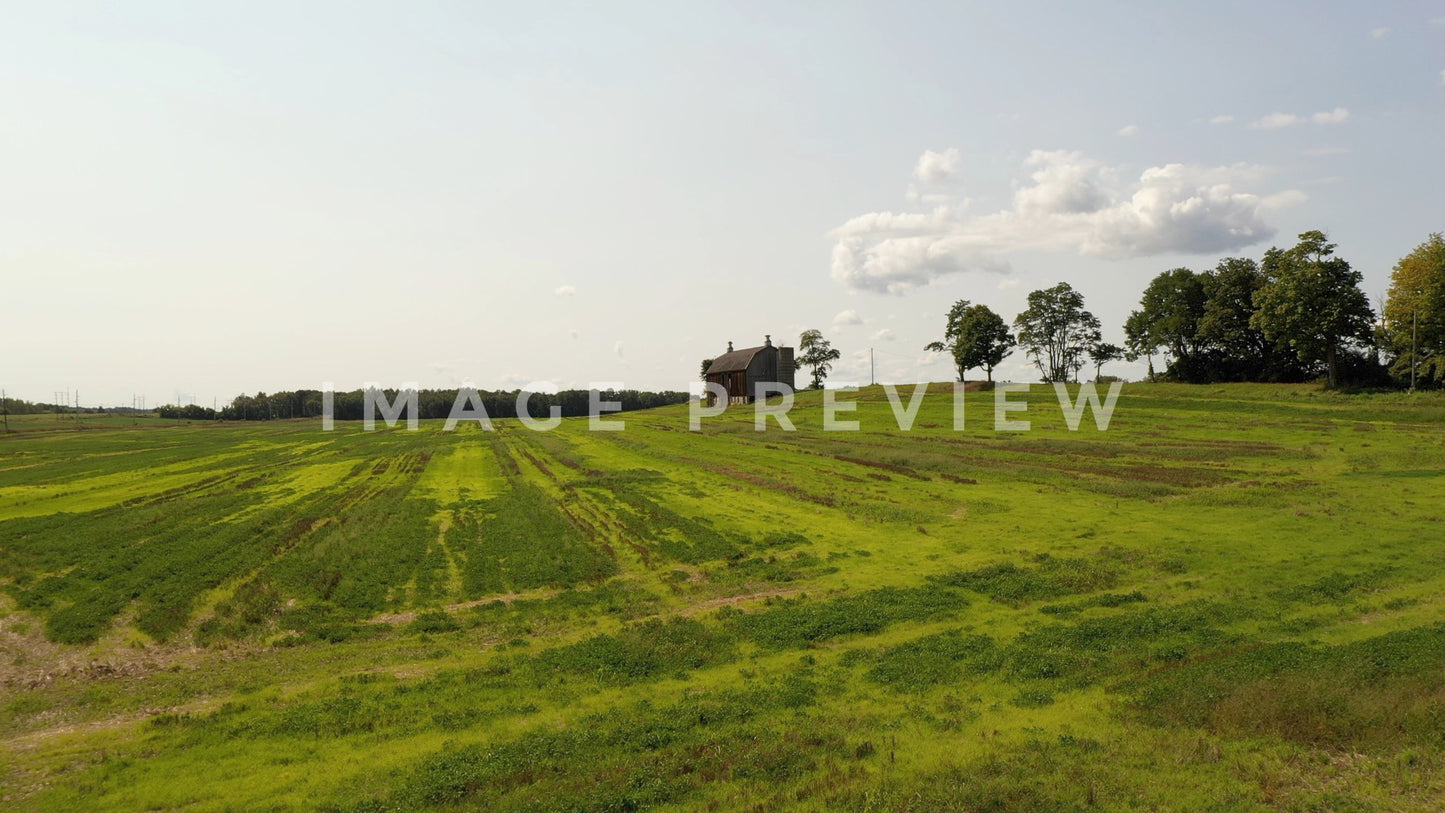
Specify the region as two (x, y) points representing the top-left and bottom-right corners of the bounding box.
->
(727, 586), (969, 649)
(931, 555), (1117, 607)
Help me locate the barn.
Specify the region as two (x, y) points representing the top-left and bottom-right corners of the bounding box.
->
(704, 336), (795, 406)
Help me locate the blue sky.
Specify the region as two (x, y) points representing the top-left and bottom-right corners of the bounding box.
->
(3, 1), (1443, 405)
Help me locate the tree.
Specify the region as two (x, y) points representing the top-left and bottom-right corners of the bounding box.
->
(1122, 310), (1158, 381)
(1089, 341), (1122, 381)
(1252, 230), (1374, 389)
(1013, 283), (1101, 383)
(1382, 233), (1445, 387)
(700, 358), (713, 382)
(1197, 257), (1265, 378)
(925, 301), (1016, 383)
(798, 329), (841, 389)
(1124, 268), (1208, 381)
(1197, 257), (1309, 382)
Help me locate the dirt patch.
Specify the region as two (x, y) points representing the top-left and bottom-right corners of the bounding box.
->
(685, 587), (806, 615)
(365, 589), (562, 626)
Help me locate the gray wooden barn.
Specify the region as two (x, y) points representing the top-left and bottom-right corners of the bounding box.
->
(704, 336), (795, 406)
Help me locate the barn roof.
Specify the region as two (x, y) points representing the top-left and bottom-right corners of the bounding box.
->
(707, 344), (768, 374)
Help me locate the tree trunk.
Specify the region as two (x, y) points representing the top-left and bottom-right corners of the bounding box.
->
(1327, 346), (1339, 389)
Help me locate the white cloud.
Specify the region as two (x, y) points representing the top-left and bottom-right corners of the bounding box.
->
(1261, 189), (1310, 210)
(997, 278), (1020, 290)
(1433, 17), (1445, 25)
(1440, 69), (1445, 87)
(614, 341), (624, 358)
(913, 148), (961, 183)
(832, 309), (864, 329)
(829, 148), (1297, 294)
(1014, 151), (1116, 216)
(1250, 108), (1349, 129)
(1370, 26), (1391, 39)
(1250, 112), (1304, 130)
(872, 328), (896, 341)
(1209, 114), (1235, 125)
(1117, 124), (1139, 137)
(1303, 145), (1352, 157)
(554, 284), (576, 297)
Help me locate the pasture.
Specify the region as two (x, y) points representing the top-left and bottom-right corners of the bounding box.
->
(3, 383), (1445, 811)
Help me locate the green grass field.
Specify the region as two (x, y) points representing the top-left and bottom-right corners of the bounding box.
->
(3, 383), (1445, 811)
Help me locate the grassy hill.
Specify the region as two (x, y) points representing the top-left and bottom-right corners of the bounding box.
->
(3, 383), (1445, 811)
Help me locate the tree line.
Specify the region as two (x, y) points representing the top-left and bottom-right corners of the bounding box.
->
(926, 230), (1445, 389)
(155, 387), (690, 422)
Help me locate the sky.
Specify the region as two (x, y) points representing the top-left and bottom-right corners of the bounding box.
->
(3, 1), (1444, 406)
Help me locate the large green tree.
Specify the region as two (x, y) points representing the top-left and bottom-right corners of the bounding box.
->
(1014, 283), (1101, 383)
(925, 301), (1016, 383)
(1252, 231), (1374, 389)
(1197, 257), (1309, 382)
(1123, 268), (1208, 381)
(1382, 233), (1445, 387)
(1197, 258), (1266, 365)
(798, 329), (841, 390)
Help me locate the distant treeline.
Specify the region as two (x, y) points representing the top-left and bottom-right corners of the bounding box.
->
(155, 388), (691, 422)
(0, 398), (109, 416)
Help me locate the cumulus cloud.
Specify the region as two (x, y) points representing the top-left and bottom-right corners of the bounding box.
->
(914, 148), (961, 183)
(1311, 107), (1350, 125)
(832, 309), (864, 329)
(554, 284), (576, 297)
(872, 328), (896, 341)
(1370, 26), (1391, 39)
(1208, 114), (1235, 125)
(1117, 124), (1139, 137)
(829, 148), (1298, 294)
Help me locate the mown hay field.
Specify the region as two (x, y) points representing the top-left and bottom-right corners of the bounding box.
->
(3, 383), (1445, 811)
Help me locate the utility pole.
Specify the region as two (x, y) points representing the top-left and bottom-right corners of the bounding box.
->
(870, 348), (875, 387)
(2, 388), (8, 432)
